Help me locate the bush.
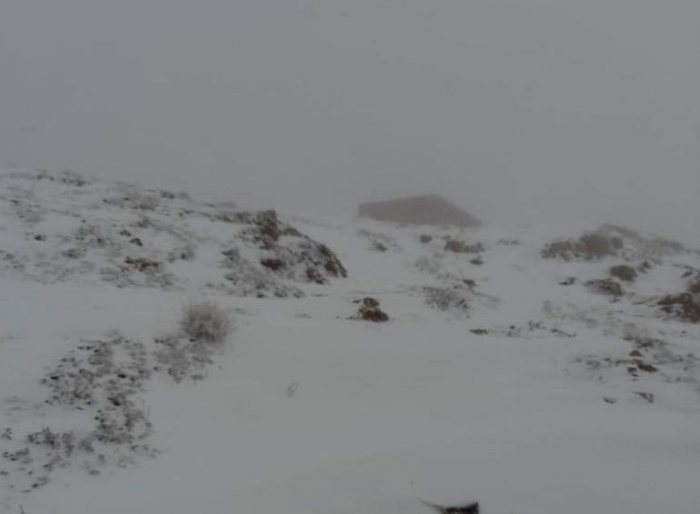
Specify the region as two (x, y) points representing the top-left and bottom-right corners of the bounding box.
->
(542, 233), (623, 261)
(658, 293), (700, 323)
(586, 278), (624, 297)
(178, 300), (234, 344)
(444, 239), (484, 254)
(543, 225), (687, 262)
(424, 286), (470, 314)
(609, 264), (638, 283)
(688, 280), (700, 295)
(357, 229), (397, 253)
(355, 297), (389, 323)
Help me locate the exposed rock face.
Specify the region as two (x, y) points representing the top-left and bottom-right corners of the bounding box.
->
(0, 170), (347, 297)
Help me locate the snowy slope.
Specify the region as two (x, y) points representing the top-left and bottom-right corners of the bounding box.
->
(0, 170), (699, 514)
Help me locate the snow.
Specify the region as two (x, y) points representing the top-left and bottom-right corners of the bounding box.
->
(1, 170), (699, 513)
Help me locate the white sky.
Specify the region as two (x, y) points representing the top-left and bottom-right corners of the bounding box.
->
(1, 1), (698, 241)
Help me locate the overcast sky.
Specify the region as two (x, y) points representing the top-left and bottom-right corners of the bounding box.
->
(1, 1), (699, 240)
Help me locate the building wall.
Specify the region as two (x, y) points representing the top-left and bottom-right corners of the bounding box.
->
(358, 195), (480, 227)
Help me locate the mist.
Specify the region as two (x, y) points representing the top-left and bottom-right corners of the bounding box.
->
(1, 1), (698, 242)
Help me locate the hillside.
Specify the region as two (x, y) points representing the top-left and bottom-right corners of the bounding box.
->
(0, 170), (699, 514)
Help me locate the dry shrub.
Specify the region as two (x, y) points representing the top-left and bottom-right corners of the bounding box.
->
(229, 211), (347, 292)
(254, 210), (301, 242)
(319, 244), (347, 278)
(544, 225), (688, 262)
(125, 256), (162, 273)
(656, 276), (700, 323)
(444, 239), (484, 254)
(260, 258), (285, 271)
(658, 293), (700, 323)
(424, 286), (470, 314)
(179, 300), (234, 344)
(357, 229), (398, 253)
(356, 297), (389, 323)
(688, 280), (700, 295)
(580, 233), (623, 258)
(634, 392), (655, 404)
(305, 267), (325, 284)
(542, 233), (623, 261)
(603, 224), (686, 259)
(609, 264), (638, 283)
(586, 278), (624, 297)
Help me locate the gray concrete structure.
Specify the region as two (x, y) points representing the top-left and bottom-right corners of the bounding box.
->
(358, 195), (481, 228)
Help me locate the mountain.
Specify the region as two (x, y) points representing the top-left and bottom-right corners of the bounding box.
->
(0, 169), (698, 514)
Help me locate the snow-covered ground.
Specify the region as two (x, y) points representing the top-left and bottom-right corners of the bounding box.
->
(0, 170), (699, 513)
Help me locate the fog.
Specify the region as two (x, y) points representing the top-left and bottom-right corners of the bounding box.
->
(1, 1), (698, 241)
